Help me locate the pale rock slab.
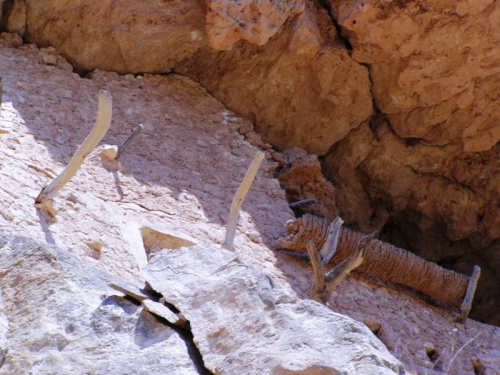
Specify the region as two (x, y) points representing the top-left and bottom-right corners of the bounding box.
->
(0, 233), (198, 374)
(143, 245), (404, 375)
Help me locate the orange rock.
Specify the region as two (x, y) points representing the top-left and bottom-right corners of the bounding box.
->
(176, 0), (373, 155)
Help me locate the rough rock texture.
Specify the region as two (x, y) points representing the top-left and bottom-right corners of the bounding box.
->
(321, 0), (500, 324)
(144, 245), (404, 375)
(331, 0), (500, 152)
(175, 0), (373, 155)
(0, 233), (199, 374)
(4, 0), (500, 325)
(2, 0), (207, 73)
(277, 149), (339, 220)
(206, 0), (304, 50)
(0, 41), (290, 285)
(1, 35), (500, 374)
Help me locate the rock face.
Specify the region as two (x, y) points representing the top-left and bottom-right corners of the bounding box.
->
(331, 0), (500, 152)
(2, 0), (207, 73)
(206, 0), (304, 50)
(0, 233), (200, 374)
(277, 149), (339, 220)
(1, 34), (500, 374)
(144, 244), (404, 375)
(176, 0), (373, 155)
(322, 1), (500, 324)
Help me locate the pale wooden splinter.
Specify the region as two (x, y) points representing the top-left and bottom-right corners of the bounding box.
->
(307, 230), (377, 302)
(117, 124), (143, 158)
(222, 152), (265, 251)
(35, 90), (113, 205)
(319, 216), (344, 264)
(324, 231), (377, 294)
(457, 265), (481, 323)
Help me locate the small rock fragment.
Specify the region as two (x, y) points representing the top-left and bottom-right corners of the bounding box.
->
(102, 145), (118, 160)
(108, 280), (155, 302)
(142, 299), (187, 327)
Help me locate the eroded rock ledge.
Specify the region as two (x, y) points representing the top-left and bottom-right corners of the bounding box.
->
(0, 234), (404, 374)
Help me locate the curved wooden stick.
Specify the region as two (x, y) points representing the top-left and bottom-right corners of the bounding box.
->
(324, 231), (377, 294)
(222, 152), (264, 250)
(306, 239), (325, 301)
(35, 90), (112, 203)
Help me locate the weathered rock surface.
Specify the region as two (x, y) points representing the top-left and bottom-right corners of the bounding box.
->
(321, 0), (500, 323)
(144, 245), (404, 375)
(4, 1), (500, 322)
(0, 233), (199, 374)
(277, 149), (338, 220)
(331, 0), (500, 152)
(176, 0), (373, 155)
(2, 33), (500, 374)
(2, 0), (207, 73)
(0, 41), (292, 284)
(206, 0), (304, 50)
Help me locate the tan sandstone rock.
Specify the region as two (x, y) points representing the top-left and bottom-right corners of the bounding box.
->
(176, 0), (373, 155)
(3, 0), (207, 73)
(331, 0), (500, 152)
(277, 150), (339, 220)
(1, 33), (500, 374)
(206, 0), (304, 50)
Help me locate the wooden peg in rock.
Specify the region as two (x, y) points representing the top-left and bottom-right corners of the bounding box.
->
(308, 230), (378, 303)
(222, 152), (264, 251)
(279, 214), (481, 320)
(35, 90), (113, 205)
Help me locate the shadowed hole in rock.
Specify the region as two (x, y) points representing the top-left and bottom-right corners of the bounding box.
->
(140, 227), (196, 260)
(471, 358), (486, 375)
(425, 344), (440, 363)
(126, 294), (213, 375)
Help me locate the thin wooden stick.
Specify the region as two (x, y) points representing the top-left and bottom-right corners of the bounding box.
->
(457, 265), (481, 322)
(222, 152), (264, 250)
(324, 231), (377, 294)
(306, 239), (325, 300)
(35, 90), (112, 203)
(289, 198), (316, 207)
(319, 216), (344, 264)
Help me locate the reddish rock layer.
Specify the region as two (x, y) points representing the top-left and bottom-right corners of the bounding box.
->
(175, 1), (373, 155)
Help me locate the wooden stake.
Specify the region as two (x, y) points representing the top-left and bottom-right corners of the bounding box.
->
(319, 216), (344, 264)
(457, 265), (481, 322)
(222, 152), (264, 250)
(35, 90), (112, 204)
